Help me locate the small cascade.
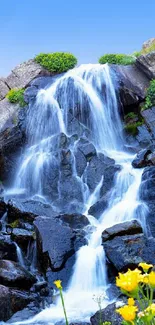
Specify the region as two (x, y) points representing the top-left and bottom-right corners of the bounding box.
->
(14, 242), (26, 269)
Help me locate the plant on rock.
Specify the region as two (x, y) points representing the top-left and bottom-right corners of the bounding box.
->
(6, 88), (26, 107)
(35, 52), (77, 73)
(99, 54), (135, 65)
(144, 79), (155, 109)
(116, 262), (155, 325)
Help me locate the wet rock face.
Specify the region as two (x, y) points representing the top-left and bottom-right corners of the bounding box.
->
(0, 260), (36, 289)
(91, 302), (122, 325)
(132, 148), (152, 168)
(34, 214), (88, 287)
(102, 221), (155, 273)
(0, 234), (17, 261)
(140, 166), (155, 237)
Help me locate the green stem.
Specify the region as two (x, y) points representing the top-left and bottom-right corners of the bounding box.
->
(149, 287), (154, 305)
(59, 288), (68, 325)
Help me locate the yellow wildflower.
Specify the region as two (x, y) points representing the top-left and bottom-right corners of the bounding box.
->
(116, 269), (141, 293)
(128, 298), (135, 306)
(54, 280), (62, 289)
(139, 273), (149, 284)
(116, 304), (138, 322)
(138, 262), (153, 272)
(145, 303), (155, 315)
(148, 271), (155, 288)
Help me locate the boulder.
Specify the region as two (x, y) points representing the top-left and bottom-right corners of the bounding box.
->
(0, 78), (9, 100)
(0, 285), (38, 322)
(0, 260), (36, 289)
(102, 220), (143, 243)
(0, 234), (17, 261)
(132, 148), (152, 168)
(90, 302), (122, 325)
(7, 198), (57, 223)
(11, 228), (34, 251)
(140, 166), (155, 237)
(88, 196), (108, 218)
(136, 52), (155, 79)
(112, 64), (150, 113)
(0, 98), (19, 133)
(141, 107), (155, 138)
(5, 59), (52, 89)
(103, 231), (155, 272)
(34, 215), (87, 287)
(0, 125), (26, 183)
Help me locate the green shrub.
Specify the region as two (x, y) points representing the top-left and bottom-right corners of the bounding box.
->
(35, 52), (77, 73)
(6, 88), (26, 107)
(99, 54), (135, 65)
(144, 79), (155, 109)
(133, 51), (141, 58)
(124, 121), (143, 135)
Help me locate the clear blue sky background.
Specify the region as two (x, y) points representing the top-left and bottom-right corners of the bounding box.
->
(0, 0), (155, 76)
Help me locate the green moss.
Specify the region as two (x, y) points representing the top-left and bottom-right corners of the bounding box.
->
(6, 88), (26, 107)
(124, 121), (143, 136)
(99, 54), (135, 65)
(9, 219), (20, 228)
(141, 43), (155, 55)
(125, 112), (137, 119)
(35, 52), (77, 73)
(144, 80), (155, 109)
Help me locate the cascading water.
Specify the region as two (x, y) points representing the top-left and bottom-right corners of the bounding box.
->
(7, 64), (148, 324)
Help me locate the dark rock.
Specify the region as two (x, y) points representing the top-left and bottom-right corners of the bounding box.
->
(135, 124), (153, 148)
(84, 153), (118, 194)
(7, 302), (40, 323)
(112, 64), (150, 113)
(90, 302), (122, 325)
(10, 289), (36, 315)
(0, 234), (17, 261)
(88, 196), (108, 218)
(102, 220), (143, 243)
(0, 285), (12, 321)
(140, 166), (155, 237)
(136, 52), (155, 79)
(11, 228), (34, 251)
(74, 149), (87, 177)
(7, 199), (57, 223)
(0, 125), (26, 184)
(33, 281), (48, 293)
(24, 86), (38, 104)
(0, 199), (7, 217)
(0, 260), (36, 289)
(58, 214), (89, 229)
(132, 148), (152, 168)
(34, 216), (75, 271)
(77, 138), (96, 160)
(141, 107), (155, 138)
(104, 233), (155, 272)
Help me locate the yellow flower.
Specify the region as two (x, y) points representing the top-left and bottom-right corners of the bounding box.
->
(128, 298), (135, 306)
(138, 262), (153, 272)
(54, 280), (62, 289)
(139, 273), (149, 284)
(145, 303), (155, 315)
(116, 269), (141, 293)
(148, 271), (155, 288)
(116, 304), (138, 322)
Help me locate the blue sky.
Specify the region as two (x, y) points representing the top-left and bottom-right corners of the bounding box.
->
(0, 0), (155, 76)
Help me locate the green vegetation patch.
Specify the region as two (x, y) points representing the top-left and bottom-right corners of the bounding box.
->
(6, 88), (26, 107)
(144, 79), (155, 109)
(124, 121), (143, 136)
(35, 52), (77, 73)
(99, 54), (135, 65)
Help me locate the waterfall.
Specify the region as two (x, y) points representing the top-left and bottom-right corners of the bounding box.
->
(8, 64), (148, 324)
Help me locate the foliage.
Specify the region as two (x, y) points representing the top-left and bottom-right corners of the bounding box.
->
(124, 121), (143, 136)
(6, 88), (26, 107)
(54, 280), (68, 325)
(99, 54), (135, 65)
(133, 51), (142, 58)
(35, 52), (77, 73)
(116, 262), (155, 324)
(144, 80), (155, 109)
(125, 112), (137, 120)
(93, 293), (107, 325)
(9, 219), (20, 228)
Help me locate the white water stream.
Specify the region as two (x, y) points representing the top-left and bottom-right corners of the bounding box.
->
(6, 64), (148, 324)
